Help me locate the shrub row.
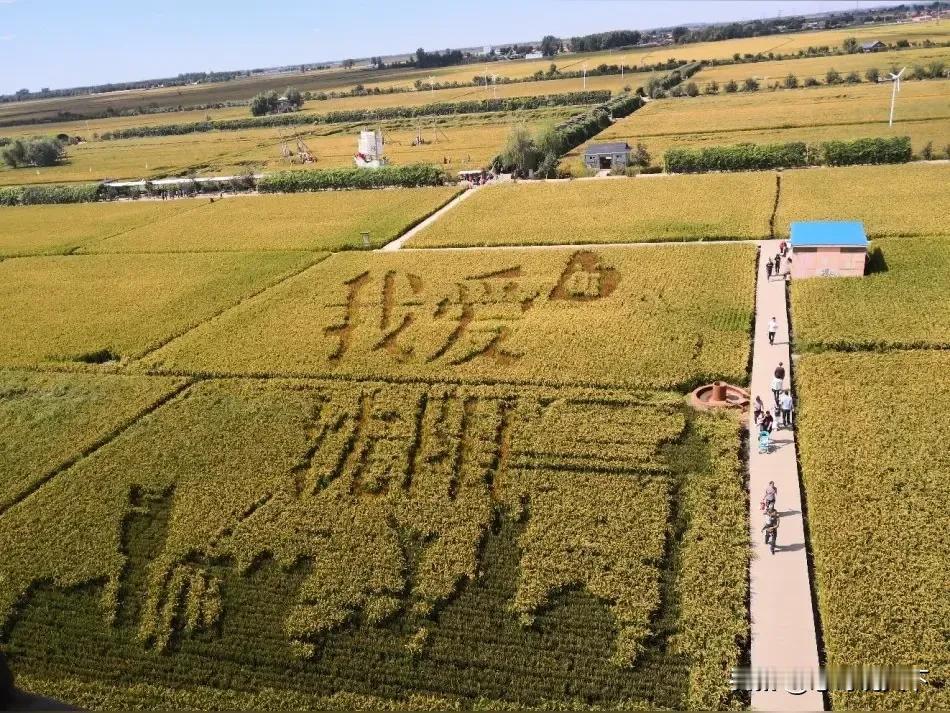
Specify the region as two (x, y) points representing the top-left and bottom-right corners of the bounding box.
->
(257, 164), (445, 192)
(0, 182), (101, 206)
(665, 136), (912, 172)
(665, 142), (808, 172)
(100, 91), (612, 140)
(819, 136), (912, 166)
(556, 93), (644, 151)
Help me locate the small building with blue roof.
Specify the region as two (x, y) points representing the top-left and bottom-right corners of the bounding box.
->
(789, 221), (868, 279)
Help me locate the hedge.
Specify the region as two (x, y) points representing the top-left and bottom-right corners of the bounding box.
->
(664, 136), (913, 173)
(665, 142), (807, 173)
(0, 183), (101, 206)
(100, 91), (612, 140)
(257, 164), (445, 192)
(819, 136), (912, 166)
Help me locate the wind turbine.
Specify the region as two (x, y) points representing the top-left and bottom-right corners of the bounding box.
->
(885, 67), (905, 127)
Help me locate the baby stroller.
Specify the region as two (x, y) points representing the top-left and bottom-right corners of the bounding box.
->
(757, 430), (772, 454)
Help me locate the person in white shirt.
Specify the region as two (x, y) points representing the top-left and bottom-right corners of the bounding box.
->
(767, 316), (778, 345)
(778, 390), (794, 428)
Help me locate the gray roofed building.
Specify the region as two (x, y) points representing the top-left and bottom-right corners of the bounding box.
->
(583, 142), (632, 170)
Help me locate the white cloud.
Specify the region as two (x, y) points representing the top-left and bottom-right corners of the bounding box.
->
(0, 34), (13, 41)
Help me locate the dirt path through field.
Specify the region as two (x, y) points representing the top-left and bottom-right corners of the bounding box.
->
(747, 240), (823, 711)
(379, 185), (482, 251)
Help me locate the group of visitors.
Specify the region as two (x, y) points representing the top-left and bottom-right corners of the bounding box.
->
(753, 361), (794, 436)
(765, 240), (792, 281)
(754, 243), (796, 556)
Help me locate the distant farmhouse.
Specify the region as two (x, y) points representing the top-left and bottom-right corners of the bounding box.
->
(583, 142), (632, 171)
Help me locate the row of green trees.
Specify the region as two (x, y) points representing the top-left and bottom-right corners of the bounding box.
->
(257, 164), (445, 192)
(665, 136), (913, 172)
(100, 91), (611, 140)
(0, 182), (99, 206)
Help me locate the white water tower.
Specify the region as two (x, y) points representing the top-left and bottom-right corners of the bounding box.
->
(354, 130), (386, 168)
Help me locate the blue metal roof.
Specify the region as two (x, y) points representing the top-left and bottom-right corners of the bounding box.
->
(790, 221), (868, 247)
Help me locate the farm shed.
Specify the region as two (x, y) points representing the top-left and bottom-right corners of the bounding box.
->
(790, 221), (868, 279)
(860, 41), (887, 52)
(583, 142), (631, 170)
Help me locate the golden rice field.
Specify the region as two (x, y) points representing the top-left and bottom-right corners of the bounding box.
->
(604, 79), (949, 135)
(85, 188), (460, 253)
(775, 163), (950, 238)
(0, 123), (352, 186)
(565, 80), (950, 171)
(0, 371), (187, 511)
(0, 186), (459, 255)
(142, 245), (756, 390)
(0, 370), (747, 709)
(0, 200), (195, 256)
(796, 350), (950, 710)
(0, 240), (754, 708)
(407, 173), (775, 247)
(691, 45), (950, 86)
(1, 105), (251, 140)
(0, 251), (320, 366)
(791, 235), (950, 351)
(0, 110), (577, 185)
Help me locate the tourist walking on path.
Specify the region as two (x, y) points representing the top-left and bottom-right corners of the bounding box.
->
(779, 390), (794, 428)
(759, 409), (774, 435)
(753, 395), (764, 424)
(773, 254), (781, 275)
(762, 481), (777, 510)
(771, 362), (785, 406)
(762, 507), (780, 554)
(766, 259), (773, 280)
(767, 316), (778, 345)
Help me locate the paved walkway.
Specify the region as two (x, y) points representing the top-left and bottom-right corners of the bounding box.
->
(379, 185), (481, 251)
(748, 240), (823, 711)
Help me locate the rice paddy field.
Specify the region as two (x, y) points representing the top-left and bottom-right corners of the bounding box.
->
(0, 242), (754, 709)
(0, 200), (197, 256)
(406, 173), (775, 247)
(791, 234), (950, 351)
(0, 187), (460, 255)
(4, 17), (950, 712)
(774, 163), (950, 238)
(565, 80), (950, 172)
(792, 233), (950, 708)
(0, 109), (579, 185)
(691, 45), (950, 86)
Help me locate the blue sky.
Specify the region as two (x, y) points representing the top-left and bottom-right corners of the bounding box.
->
(0, 1), (903, 94)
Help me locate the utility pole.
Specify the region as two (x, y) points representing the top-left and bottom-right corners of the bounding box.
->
(583, 63), (587, 90)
